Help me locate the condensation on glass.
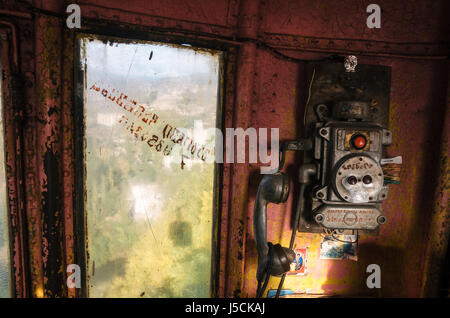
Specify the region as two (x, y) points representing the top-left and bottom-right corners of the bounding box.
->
(81, 37), (221, 297)
(0, 50), (12, 298)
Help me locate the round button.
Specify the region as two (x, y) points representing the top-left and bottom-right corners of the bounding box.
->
(363, 175), (373, 184)
(351, 134), (367, 149)
(347, 176), (357, 185)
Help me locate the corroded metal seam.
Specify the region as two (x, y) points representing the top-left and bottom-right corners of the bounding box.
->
(0, 25), (29, 297)
(35, 12), (65, 297)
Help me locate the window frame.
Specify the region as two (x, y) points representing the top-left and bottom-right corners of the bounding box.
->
(0, 25), (30, 298)
(73, 31), (230, 298)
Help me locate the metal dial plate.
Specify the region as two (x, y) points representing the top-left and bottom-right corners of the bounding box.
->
(314, 204), (385, 230)
(333, 155), (384, 203)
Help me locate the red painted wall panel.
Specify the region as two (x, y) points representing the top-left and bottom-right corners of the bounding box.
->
(241, 52), (448, 297)
(81, 0), (237, 27)
(262, 0), (448, 43)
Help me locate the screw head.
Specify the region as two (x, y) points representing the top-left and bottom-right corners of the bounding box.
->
(377, 215), (387, 224)
(315, 214), (324, 223)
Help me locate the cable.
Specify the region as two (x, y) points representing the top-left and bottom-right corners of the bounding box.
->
(331, 232), (358, 244)
(256, 243), (274, 298)
(303, 68), (316, 127)
(275, 271), (287, 298)
(253, 40), (311, 64)
(320, 228), (359, 244)
(258, 270), (271, 298)
(275, 183), (306, 298)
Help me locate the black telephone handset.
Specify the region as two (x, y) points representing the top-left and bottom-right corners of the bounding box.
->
(254, 141), (315, 298)
(254, 173), (294, 285)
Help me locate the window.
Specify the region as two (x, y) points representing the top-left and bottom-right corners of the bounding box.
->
(79, 37), (221, 297)
(0, 51), (11, 298)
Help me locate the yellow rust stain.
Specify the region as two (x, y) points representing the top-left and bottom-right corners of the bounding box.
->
(35, 286), (44, 298)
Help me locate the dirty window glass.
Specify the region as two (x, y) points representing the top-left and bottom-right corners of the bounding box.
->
(0, 56), (12, 298)
(81, 37), (220, 297)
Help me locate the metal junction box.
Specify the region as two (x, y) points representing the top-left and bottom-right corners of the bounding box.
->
(298, 61), (392, 235)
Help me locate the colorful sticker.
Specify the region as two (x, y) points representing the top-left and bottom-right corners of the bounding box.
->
(287, 248), (308, 275)
(319, 235), (358, 261)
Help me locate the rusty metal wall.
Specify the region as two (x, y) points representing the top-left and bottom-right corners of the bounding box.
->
(0, 0), (448, 297)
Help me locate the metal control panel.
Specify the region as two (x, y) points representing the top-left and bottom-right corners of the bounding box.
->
(298, 61), (392, 235)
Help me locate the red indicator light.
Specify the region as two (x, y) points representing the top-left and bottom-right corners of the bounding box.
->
(352, 134), (367, 149)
